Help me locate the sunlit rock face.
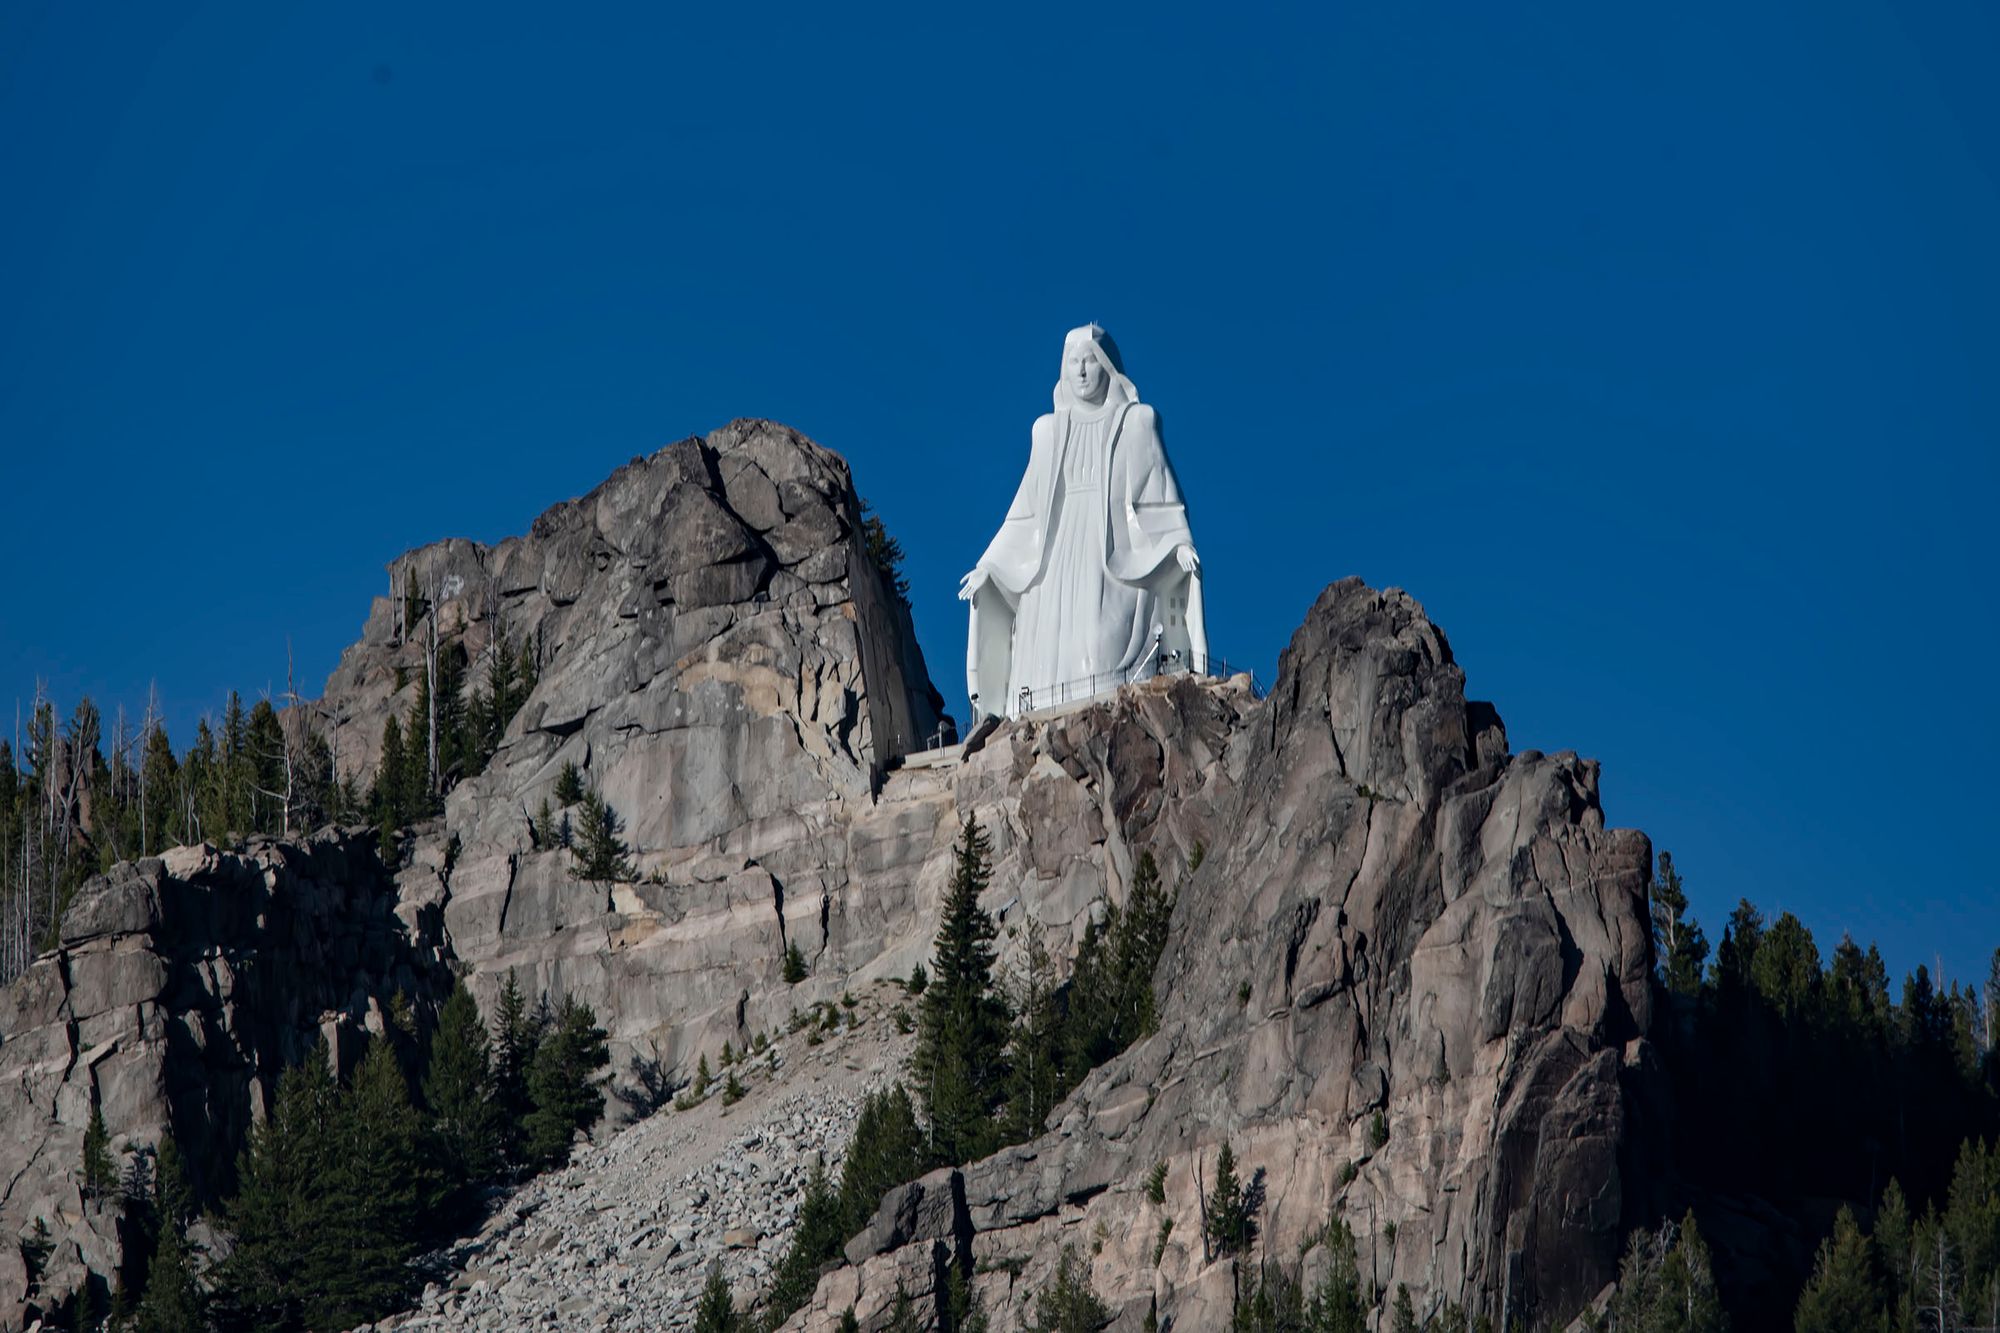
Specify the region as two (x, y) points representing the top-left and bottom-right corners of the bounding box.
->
(0, 414), (1656, 1331)
(789, 580), (1656, 1333)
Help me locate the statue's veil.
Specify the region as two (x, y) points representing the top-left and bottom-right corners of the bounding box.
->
(1052, 324), (1141, 412)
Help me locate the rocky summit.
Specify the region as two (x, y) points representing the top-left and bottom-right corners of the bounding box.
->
(0, 421), (1657, 1331)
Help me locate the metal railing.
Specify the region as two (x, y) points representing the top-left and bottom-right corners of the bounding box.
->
(1003, 651), (1265, 718)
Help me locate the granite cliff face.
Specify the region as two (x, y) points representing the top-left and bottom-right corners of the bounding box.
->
(0, 835), (450, 1324)
(0, 423), (1656, 1331)
(783, 581), (1654, 1332)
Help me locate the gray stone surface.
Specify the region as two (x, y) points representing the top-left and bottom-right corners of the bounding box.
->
(779, 580), (1654, 1332)
(0, 421), (1658, 1333)
(0, 834), (453, 1323)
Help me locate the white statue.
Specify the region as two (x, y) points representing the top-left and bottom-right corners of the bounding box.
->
(960, 324), (1206, 719)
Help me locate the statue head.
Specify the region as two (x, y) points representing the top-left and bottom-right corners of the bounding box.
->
(1054, 324), (1140, 413)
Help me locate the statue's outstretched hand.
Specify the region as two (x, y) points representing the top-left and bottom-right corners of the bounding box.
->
(958, 568), (990, 601)
(1174, 544), (1201, 574)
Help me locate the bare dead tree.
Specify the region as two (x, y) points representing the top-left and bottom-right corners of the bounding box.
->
(425, 569), (441, 798)
(139, 683), (161, 857)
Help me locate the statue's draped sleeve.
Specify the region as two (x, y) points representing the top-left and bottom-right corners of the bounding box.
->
(967, 415), (1058, 711)
(974, 414), (1057, 599)
(1104, 406), (1194, 583)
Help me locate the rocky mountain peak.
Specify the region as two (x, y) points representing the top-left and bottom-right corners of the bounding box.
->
(0, 428), (1657, 1332)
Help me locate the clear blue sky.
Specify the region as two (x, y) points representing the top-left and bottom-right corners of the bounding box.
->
(2, 3), (1994, 990)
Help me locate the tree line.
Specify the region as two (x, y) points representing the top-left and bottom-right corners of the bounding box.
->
(0, 606), (544, 987)
(29, 973), (608, 1332)
(1640, 852), (2000, 1330)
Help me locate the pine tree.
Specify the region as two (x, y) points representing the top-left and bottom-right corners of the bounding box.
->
(837, 1085), (926, 1235)
(533, 797), (556, 850)
(523, 996), (610, 1166)
(133, 1212), (202, 1333)
(492, 970), (541, 1164)
(1650, 851), (1708, 997)
(1794, 1206), (1880, 1332)
(403, 670), (436, 815)
(783, 939), (808, 984)
(155, 1135), (193, 1235)
(859, 497), (910, 601)
(326, 1039), (428, 1323)
(693, 1261), (738, 1333)
(140, 720), (180, 855)
(216, 1047), (342, 1329)
(912, 816), (1010, 1163)
(569, 788), (636, 884)
(1390, 1284), (1418, 1333)
(1206, 1142), (1251, 1256)
(1752, 912), (1822, 1023)
(1875, 1179), (1914, 1312)
(767, 1154), (844, 1323)
(245, 699), (287, 834)
(1306, 1217), (1368, 1333)
(220, 690), (250, 838)
(1607, 1211), (1724, 1333)
(81, 1105), (116, 1199)
(1029, 1245), (1107, 1333)
(1003, 918), (1063, 1144)
(424, 983), (501, 1197)
(1710, 899), (1765, 1001)
(554, 761), (585, 806)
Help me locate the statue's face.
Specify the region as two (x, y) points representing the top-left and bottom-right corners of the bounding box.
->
(1064, 342), (1109, 405)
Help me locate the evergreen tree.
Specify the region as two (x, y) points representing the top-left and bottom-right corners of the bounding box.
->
(783, 940), (808, 984)
(245, 699), (286, 834)
(140, 720), (180, 855)
(1305, 1217), (1368, 1333)
(133, 1213), (202, 1333)
(912, 816), (1010, 1163)
(1062, 852), (1176, 1083)
(1875, 1179), (1914, 1313)
(215, 1047), (342, 1329)
(1945, 1137), (2000, 1319)
(533, 797), (556, 850)
(569, 788), (636, 884)
(693, 1261), (738, 1333)
(327, 1039), (428, 1321)
(1029, 1245), (1108, 1333)
(80, 1105), (116, 1199)
(1650, 852), (1709, 997)
(766, 1154), (844, 1323)
(1390, 1284), (1417, 1333)
(837, 1085), (926, 1235)
(1794, 1206), (1879, 1332)
(1606, 1211), (1724, 1332)
(220, 690), (250, 838)
(1710, 899), (1765, 1001)
(155, 1135), (193, 1235)
(523, 996), (610, 1166)
(1206, 1142), (1252, 1256)
(554, 761), (585, 806)
(423, 983), (501, 1197)
(403, 670), (436, 815)
(859, 497), (910, 601)
(1753, 912), (1823, 1024)
(1003, 918), (1063, 1144)
(491, 970), (541, 1164)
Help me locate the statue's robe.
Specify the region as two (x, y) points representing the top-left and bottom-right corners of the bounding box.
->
(966, 398), (1206, 717)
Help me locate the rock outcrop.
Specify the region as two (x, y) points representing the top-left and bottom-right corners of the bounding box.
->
(0, 420), (1659, 1332)
(790, 581), (1655, 1332)
(0, 833), (450, 1323)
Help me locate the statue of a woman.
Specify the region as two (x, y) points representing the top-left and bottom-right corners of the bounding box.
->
(960, 325), (1206, 719)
